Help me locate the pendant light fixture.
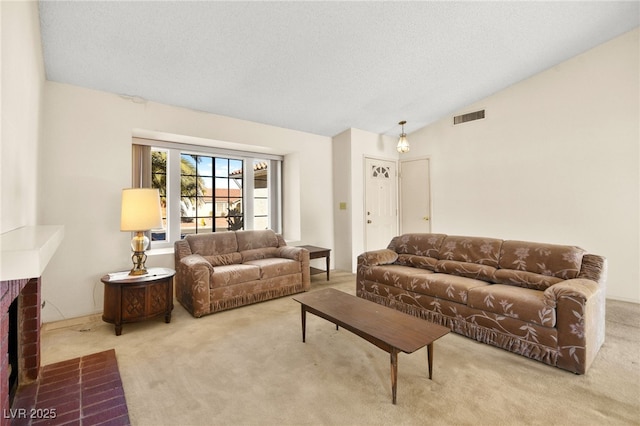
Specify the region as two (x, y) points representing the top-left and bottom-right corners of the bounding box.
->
(397, 120), (409, 153)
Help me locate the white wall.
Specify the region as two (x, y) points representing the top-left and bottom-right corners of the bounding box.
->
(405, 29), (639, 303)
(38, 82), (334, 322)
(332, 129), (352, 271)
(1, 1), (44, 234)
(332, 128), (398, 272)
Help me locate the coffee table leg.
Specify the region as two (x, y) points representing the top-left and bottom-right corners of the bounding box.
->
(427, 342), (433, 379)
(390, 349), (398, 404)
(301, 305), (307, 343)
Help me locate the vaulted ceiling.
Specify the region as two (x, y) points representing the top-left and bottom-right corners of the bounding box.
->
(38, 1), (639, 137)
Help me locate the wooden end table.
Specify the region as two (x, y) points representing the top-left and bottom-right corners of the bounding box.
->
(297, 245), (331, 280)
(293, 288), (450, 404)
(101, 267), (175, 336)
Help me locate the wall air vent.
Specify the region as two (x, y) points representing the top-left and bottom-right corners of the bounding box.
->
(453, 109), (485, 125)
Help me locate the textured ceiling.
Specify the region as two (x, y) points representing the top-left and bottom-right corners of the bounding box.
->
(38, 1), (639, 137)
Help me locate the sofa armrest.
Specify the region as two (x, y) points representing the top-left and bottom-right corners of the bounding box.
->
(357, 249), (399, 267)
(175, 254), (214, 318)
(543, 278), (599, 306)
(544, 278), (606, 374)
(181, 253), (214, 272)
(277, 246), (305, 261)
(277, 246), (311, 291)
(578, 254), (607, 285)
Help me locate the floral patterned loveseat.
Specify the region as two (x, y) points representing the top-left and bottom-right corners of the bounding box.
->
(175, 230), (310, 317)
(356, 233), (607, 374)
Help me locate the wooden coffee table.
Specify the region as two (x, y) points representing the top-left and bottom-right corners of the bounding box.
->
(292, 288), (450, 404)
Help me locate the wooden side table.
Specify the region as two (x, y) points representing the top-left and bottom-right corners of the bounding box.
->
(297, 245), (331, 281)
(101, 267), (175, 336)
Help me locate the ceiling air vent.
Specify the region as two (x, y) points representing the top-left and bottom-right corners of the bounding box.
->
(453, 109), (485, 125)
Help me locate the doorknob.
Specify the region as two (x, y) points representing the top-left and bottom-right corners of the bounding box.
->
(423, 216), (430, 221)
(367, 220), (372, 224)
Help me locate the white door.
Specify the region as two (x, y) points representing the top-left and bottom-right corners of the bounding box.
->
(365, 158), (398, 251)
(400, 158), (431, 233)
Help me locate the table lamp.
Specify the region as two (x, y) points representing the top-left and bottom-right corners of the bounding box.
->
(120, 188), (163, 275)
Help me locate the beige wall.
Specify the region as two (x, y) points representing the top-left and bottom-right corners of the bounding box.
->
(38, 82), (334, 321)
(406, 29), (639, 302)
(1, 1), (44, 233)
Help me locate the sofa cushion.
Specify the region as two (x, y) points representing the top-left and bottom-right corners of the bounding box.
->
(421, 273), (490, 305)
(210, 264), (261, 289)
(241, 247), (280, 262)
(499, 240), (585, 279)
(438, 236), (502, 267)
(363, 265), (433, 288)
(494, 269), (562, 291)
(236, 229), (279, 251)
(435, 260), (496, 282)
(203, 252), (242, 267)
(186, 232), (238, 256)
(395, 254), (438, 271)
(243, 258), (301, 279)
(467, 284), (556, 328)
(388, 233), (447, 258)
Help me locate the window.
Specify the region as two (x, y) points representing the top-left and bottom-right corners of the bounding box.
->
(151, 149), (168, 241)
(253, 160), (269, 230)
(177, 154), (244, 235)
(135, 139), (282, 248)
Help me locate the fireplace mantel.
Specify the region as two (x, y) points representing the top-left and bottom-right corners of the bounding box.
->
(0, 225), (64, 281)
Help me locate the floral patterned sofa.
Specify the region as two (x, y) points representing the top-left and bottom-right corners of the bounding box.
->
(356, 233), (607, 374)
(175, 230), (310, 317)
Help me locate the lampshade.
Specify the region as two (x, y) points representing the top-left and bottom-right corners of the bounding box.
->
(397, 120), (410, 153)
(120, 188), (163, 232)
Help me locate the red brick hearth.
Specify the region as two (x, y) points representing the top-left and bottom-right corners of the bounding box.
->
(9, 349), (130, 426)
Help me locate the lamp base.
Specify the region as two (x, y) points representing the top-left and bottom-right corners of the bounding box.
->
(129, 250), (148, 275)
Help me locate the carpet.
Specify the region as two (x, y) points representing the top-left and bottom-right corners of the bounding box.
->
(40, 271), (640, 425)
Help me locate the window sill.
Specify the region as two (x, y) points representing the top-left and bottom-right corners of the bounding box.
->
(147, 247), (174, 256)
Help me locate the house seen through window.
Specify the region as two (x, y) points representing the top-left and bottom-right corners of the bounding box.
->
(143, 143), (281, 247)
(175, 154), (244, 234)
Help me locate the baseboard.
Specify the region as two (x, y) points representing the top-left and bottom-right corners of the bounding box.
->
(606, 296), (640, 304)
(42, 313), (103, 331)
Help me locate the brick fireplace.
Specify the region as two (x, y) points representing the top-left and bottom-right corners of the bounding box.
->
(1, 277), (41, 425)
(0, 225), (64, 424)
(1, 226), (130, 425)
